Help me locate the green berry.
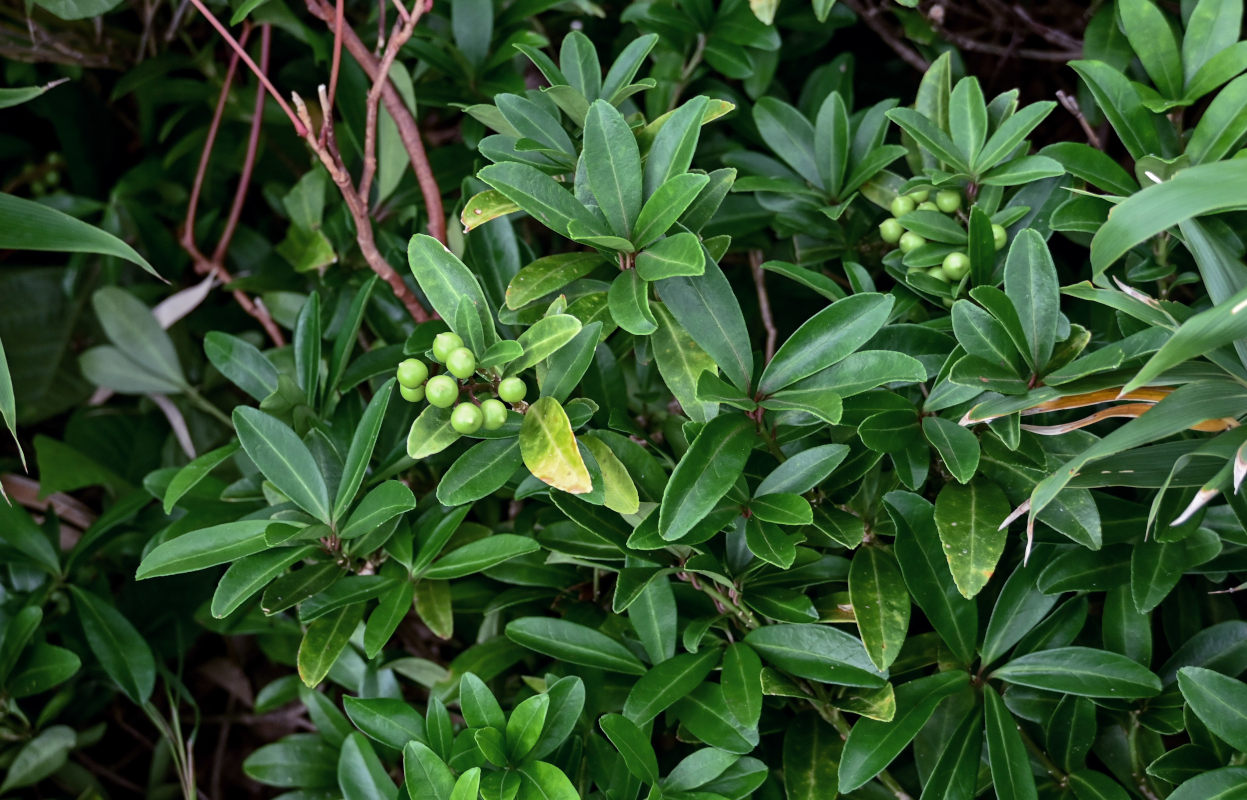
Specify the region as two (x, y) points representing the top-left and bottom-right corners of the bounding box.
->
(498, 377), (527, 404)
(927, 266), (950, 283)
(898, 232), (926, 254)
(879, 218), (904, 244)
(400, 384), (426, 403)
(992, 224), (1008, 251)
(480, 398), (508, 430)
(46, 170), (60, 186)
(942, 252), (971, 280)
(396, 358), (429, 389)
(890, 195), (916, 217)
(935, 190), (962, 213)
(906, 188), (930, 203)
(446, 347), (477, 379)
(451, 402), (484, 434)
(432, 331), (464, 362)
(426, 374), (459, 408)
(916, 201), (939, 212)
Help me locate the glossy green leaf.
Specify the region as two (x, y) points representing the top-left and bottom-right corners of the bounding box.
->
(0, 193), (158, 277)
(922, 416), (980, 484)
(407, 405), (462, 460)
(204, 331), (279, 402)
(633, 173), (709, 249)
(1166, 768), (1247, 800)
(985, 686), (1038, 799)
(993, 646), (1162, 698)
(235, 406), (331, 523)
(505, 252), (605, 309)
(744, 623), (887, 687)
(333, 379), (394, 522)
(339, 732), (398, 800)
(341, 480), (416, 539)
(659, 414), (753, 540)
(479, 162), (599, 239)
(70, 587), (155, 704)
(657, 259), (754, 392)
(635, 232), (705, 281)
(849, 547), (910, 671)
(404, 741), (456, 800)
(1004, 229), (1060, 370)
(609, 269), (659, 335)
(759, 293), (894, 393)
(136, 519), (272, 579)
(623, 648), (721, 724)
(584, 99), (642, 237)
(297, 603), (364, 686)
(1090, 159), (1247, 274)
(601, 713), (659, 783)
(506, 617), (645, 674)
(886, 491), (979, 664)
(933, 480), (1011, 599)
(1118, 0), (1184, 98)
(163, 441), (240, 514)
(838, 671), (969, 792)
(1178, 667), (1247, 751)
(211, 545), (317, 619)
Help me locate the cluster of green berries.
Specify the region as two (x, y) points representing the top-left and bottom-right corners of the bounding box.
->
(395, 331), (527, 434)
(878, 188), (1008, 284)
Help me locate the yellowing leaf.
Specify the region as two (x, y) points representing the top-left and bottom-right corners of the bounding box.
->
(460, 189), (520, 233)
(520, 397), (592, 494)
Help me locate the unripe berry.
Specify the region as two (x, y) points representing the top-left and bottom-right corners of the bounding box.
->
(451, 402), (484, 434)
(927, 266), (950, 282)
(400, 384), (425, 403)
(916, 201), (939, 212)
(898, 232), (926, 254)
(426, 374), (459, 408)
(935, 190), (962, 213)
(498, 377), (527, 404)
(942, 252), (971, 280)
(890, 195), (916, 217)
(432, 331), (464, 363)
(879, 218), (904, 244)
(446, 347), (476, 379)
(992, 224), (1008, 251)
(396, 358), (429, 389)
(480, 398), (508, 430)
(906, 188), (930, 203)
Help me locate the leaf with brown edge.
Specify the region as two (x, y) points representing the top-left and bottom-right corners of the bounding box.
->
(520, 397), (592, 494)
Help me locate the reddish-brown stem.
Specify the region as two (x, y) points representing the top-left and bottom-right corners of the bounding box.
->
(359, 0), (423, 202)
(749, 250), (777, 363)
(306, 0), (446, 243)
(322, 0), (345, 147)
(213, 24), (270, 264)
(185, 24), (250, 244)
(294, 90), (433, 322)
(182, 24), (285, 347)
(185, 0), (307, 137)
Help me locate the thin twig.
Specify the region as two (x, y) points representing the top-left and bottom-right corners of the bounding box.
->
(1057, 88), (1102, 150)
(213, 24), (270, 264)
(294, 90), (433, 321)
(749, 250), (776, 364)
(322, 0), (345, 147)
(359, 0), (424, 202)
(305, 0), (446, 244)
(841, 0), (929, 72)
(181, 25), (286, 346)
(184, 0), (307, 136)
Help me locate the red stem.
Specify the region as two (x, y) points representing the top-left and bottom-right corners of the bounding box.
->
(185, 0), (308, 137)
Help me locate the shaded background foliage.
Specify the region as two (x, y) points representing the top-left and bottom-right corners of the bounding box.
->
(4, 0), (1247, 799)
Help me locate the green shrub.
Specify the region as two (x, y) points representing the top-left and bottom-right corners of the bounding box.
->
(3, 0), (1247, 797)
